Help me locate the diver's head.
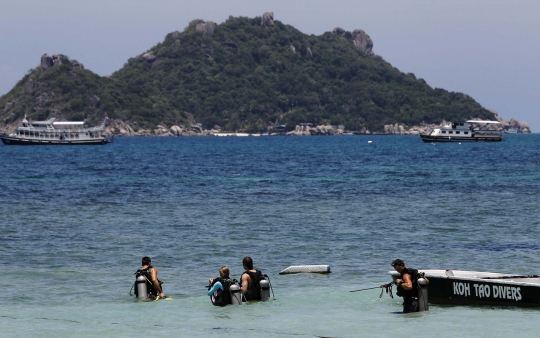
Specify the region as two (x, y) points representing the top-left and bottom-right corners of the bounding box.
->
(142, 256), (151, 266)
(219, 266), (230, 278)
(391, 259), (405, 272)
(242, 256), (253, 270)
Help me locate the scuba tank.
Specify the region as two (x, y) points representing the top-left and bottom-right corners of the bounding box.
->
(260, 278), (270, 302)
(229, 283), (243, 305)
(136, 275), (149, 300)
(417, 276), (429, 312)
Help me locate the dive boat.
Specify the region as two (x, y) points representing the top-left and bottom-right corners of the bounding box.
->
(390, 269), (540, 307)
(420, 120), (503, 143)
(1, 116), (113, 145)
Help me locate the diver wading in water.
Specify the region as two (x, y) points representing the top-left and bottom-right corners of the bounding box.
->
(240, 256), (268, 302)
(382, 259), (429, 313)
(132, 256), (166, 300)
(207, 266), (242, 306)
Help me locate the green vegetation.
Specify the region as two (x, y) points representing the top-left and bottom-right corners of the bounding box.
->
(0, 16), (494, 132)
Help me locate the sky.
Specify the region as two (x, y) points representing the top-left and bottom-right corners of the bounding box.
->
(1, 0), (539, 131)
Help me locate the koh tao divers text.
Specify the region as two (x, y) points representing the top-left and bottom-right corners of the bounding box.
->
(453, 282), (522, 301)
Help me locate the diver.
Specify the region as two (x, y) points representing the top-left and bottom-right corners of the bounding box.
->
(207, 266), (236, 306)
(134, 256), (166, 300)
(382, 259), (428, 313)
(240, 256), (265, 301)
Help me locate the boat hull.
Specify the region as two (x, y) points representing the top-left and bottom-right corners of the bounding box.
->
(1, 135), (110, 145)
(426, 275), (540, 307)
(420, 135), (503, 143)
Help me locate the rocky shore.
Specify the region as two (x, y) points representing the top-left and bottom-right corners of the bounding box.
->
(97, 112), (530, 137)
(1, 113), (531, 137)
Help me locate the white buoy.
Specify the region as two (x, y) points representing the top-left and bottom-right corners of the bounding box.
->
(368, 140), (372, 143)
(279, 265), (331, 275)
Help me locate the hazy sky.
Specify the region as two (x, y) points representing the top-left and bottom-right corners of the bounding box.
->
(1, 0), (538, 131)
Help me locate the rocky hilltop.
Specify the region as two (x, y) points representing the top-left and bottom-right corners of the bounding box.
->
(0, 12), (531, 135)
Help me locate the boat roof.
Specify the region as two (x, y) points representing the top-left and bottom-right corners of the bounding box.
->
(22, 117), (85, 126)
(53, 121), (85, 125)
(465, 120), (501, 124)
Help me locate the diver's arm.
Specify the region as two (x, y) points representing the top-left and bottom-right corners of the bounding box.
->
(400, 273), (413, 290)
(207, 282), (223, 296)
(241, 273), (250, 294)
(150, 267), (165, 296)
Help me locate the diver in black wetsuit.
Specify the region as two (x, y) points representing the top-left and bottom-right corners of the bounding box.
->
(135, 256), (165, 299)
(240, 256), (264, 301)
(383, 259), (428, 313)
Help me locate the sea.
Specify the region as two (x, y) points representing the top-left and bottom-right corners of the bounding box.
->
(1, 134), (539, 337)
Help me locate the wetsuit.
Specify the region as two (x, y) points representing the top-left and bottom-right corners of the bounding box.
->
(396, 268), (419, 313)
(207, 276), (233, 306)
(242, 270), (263, 301)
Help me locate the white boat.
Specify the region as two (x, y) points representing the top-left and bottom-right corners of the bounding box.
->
(420, 120), (503, 143)
(1, 116), (112, 145)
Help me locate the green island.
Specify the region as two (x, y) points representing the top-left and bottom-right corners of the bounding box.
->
(0, 13), (529, 136)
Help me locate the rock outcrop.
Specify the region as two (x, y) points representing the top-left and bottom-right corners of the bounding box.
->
(141, 52), (160, 69)
(488, 110), (530, 133)
(384, 123), (406, 135)
(170, 125), (183, 136)
(71, 60), (85, 70)
(508, 118), (520, 129)
(39, 53), (84, 71)
(196, 20), (215, 37)
(40, 54), (54, 70)
(332, 27), (345, 35)
(142, 53), (156, 62)
(290, 44), (296, 54)
(105, 119), (136, 136)
(352, 29), (374, 56)
(189, 19), (204, 27)
(286, 124), (343, 136)
(306, 47), (313, 60)
(201, 44), (214, 54)
(89, 95), (101, 108)
(261, 12), (274, 27)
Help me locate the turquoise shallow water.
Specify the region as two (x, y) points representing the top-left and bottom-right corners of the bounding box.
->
(1, 134), (539, 337)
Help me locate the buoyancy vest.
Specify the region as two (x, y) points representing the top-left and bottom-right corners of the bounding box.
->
(396, 268), (419, 298)
(210, 277), (233, 306)
(135, 266), (158, 297)
(242, 270), (263, 301)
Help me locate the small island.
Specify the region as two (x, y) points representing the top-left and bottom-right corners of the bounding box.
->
(0, 12), (531, 136)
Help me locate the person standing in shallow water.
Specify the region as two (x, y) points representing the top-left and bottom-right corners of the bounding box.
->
(207, 266), (234, 306)
(240, 256), (264, 301)
(137, 256), (165, 299)
(382, 259), (428, 313)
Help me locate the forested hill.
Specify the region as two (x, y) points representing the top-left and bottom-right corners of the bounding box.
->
(0, 13), (495, 133)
